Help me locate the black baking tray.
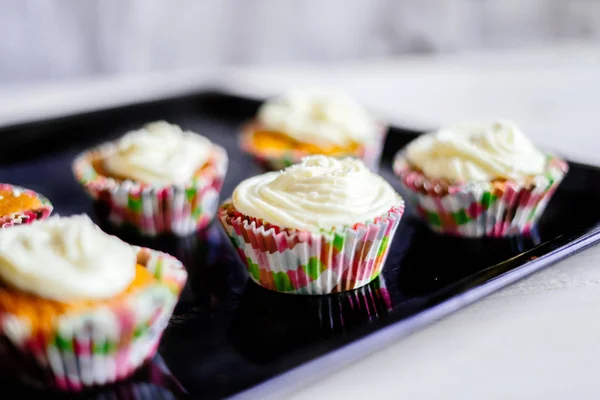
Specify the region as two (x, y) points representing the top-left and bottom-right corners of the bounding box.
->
(1, 91), (600, 400)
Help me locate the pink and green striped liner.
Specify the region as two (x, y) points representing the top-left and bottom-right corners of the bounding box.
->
(239, 121), (386, 172)
(218, 199), (404, 295)
(0, 247), (187, 391)
(72, 142), (228, 237)
(393, 151), (569, 237)
(0, 183), (53, 228)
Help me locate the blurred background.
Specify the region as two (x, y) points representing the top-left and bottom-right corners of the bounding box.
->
(1, 0), (599, 163)
(2, 0), (600, 84)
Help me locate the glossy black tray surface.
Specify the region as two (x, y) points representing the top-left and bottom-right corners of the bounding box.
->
(1, 92), (599, 399)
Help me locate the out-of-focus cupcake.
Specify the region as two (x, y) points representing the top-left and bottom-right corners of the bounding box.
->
(0, 183), (53, 228)
(218, 155), (405, 295)
(0, 215), (187, 390)
(72, 121), (228, 237)
(393, 120), (568, 237)
(240, 88), (386, 171)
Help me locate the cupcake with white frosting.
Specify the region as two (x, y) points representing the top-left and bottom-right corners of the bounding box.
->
(72, 121), (228, 236)
(240, 88), (386, 171)
(393, 120), (568, 237)
(0, 214), (187, 390)
(218, 155), (405, 295)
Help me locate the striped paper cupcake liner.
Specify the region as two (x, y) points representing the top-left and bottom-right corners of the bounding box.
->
(0, 184), (53, 228)
(392, 152), (569, 237)
(239, 122), (386, 172)
(0, 247), (187, 391)
(72, 142), (228, 237)
(218, 199), (405, 295)
(0, 357), (186, 400)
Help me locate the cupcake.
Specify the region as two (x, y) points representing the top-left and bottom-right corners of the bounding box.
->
(393, 120), (568, 237)
(240, 88), (386, 171)
(72, 121), (228, 237)
(218, 155), (405, 295)
(0, 215), (187, 390)
(0, 183), (53, 228)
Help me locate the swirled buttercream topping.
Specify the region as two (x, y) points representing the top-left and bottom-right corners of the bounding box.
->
(405, 120), (547, 181)
(104, 121), (213, 185)
(232, 155), (401, 231)
(257, 88), (377, 148)
(0, 215), (137, 302)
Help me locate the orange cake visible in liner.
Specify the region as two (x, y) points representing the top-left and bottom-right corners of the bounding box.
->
(0, 264), (156, 337)
(251, 129), (361, 155)
(0, 189), (43, 217)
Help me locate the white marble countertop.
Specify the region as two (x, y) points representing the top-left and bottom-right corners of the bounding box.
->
(2, 43), (600, 399)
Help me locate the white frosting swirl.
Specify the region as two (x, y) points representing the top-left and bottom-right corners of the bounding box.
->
(104, 121), (213, 185)
(405, 120), (547, 181)
(0, 215), (137, 302)
(232, 155), (401, 232)
(257, 88), (377, 148)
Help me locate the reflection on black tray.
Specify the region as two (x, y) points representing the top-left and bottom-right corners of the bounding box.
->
(1, 92), (599, 399)
(395, 219), (543, 298)
(1, 356), (188, 400)
(229, 275), (393, 364)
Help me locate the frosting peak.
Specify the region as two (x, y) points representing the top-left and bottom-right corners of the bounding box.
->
(0, 215), (137, 302)
(232, 155), (401, 232)
(257, 88), (377, 148)
(104, 121), (213, 185)
(405, 120), (547, 181)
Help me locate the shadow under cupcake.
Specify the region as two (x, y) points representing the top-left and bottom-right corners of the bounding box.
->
(227, 274), (393, 364)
